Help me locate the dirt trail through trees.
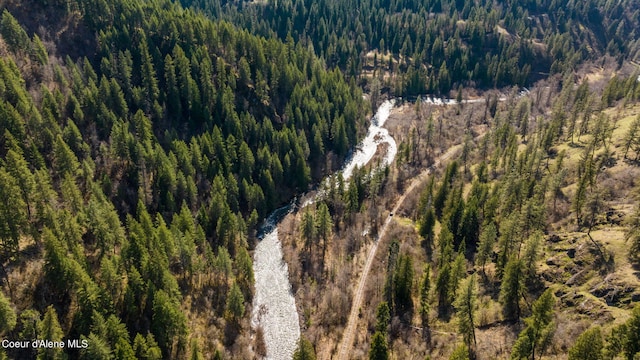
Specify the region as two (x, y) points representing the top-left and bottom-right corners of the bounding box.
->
(335, 140), (466, 360)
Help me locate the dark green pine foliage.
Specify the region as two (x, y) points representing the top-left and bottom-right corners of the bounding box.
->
(37, 306), (65, 360)
(0, 11), (31, 54)
(620, 304), (640, 360)
(568, 326), (603, 360)
(152, 290), (187, 357)
(0, 167), (27, 261)
(375, 301), (391, 334)
(0, 290), (16, 335)
(419, 265), (431, 344)
(434, 161), (459, 219)
(293, 336), (317, 360)
(392, 254), (415, 317)
(436, 227), (455, 317)
(418, 204), (436, 253)
(510, 289), (556, 360)
(182, 0), (639, 96)
(0, 0), (367, 358)
(369, 331), (389, 360)
(500, 258), (525, 321)
(454, 275), (477, 356)
(383, 240), (400, 314)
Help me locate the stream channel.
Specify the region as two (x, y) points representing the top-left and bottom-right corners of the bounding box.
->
(249, 90), (523, 358)
(251, 100), (397, 360)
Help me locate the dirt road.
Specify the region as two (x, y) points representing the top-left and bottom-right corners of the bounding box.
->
(335, 141), (465, 360)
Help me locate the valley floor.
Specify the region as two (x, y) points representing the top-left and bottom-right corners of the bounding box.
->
(276, 76), (640, 359)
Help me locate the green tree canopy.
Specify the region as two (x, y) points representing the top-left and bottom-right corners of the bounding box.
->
(369, 331), (388, 360)
(510, 289), (556, 360)
(568, 326), (603, 360)
(293, 336), (316, 360)
(0, 290), (16, 334)
(37, 306), (64, 360)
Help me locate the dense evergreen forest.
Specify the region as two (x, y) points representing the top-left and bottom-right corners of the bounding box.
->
(1, 0), (640, 359)
(180, 0), (640, 95)
(0, 0), (365, 358)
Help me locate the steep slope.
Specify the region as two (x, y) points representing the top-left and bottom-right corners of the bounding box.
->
(0, 0), (366, 358)
(181, 0), (640, 96)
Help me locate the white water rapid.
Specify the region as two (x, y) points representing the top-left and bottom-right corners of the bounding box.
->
(251, 99), (398, 359)
(251, 226), (300, 360)
(341, 100), (397, 179)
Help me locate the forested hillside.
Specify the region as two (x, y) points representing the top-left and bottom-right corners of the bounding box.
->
(0, 0), (366, 358)
(278, 72), (640, 359)
(2, 0), (640, 359)
(180, 0), (640, 96)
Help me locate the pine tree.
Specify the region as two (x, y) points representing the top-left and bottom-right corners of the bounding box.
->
(522, 231), (543, 280)
(461, 197), (480, 253)
(0, 290), (16, 334)
(623, 115), (640, 159)
(225, 282), (246, 324)
(384, 240), (400, 313)
(626, 192), (640, 264)
(436, 228), (455, 316)
(31, 34), (48, 65)
(393, 254), (414, 315)
(18, 309), (40, 341)
(5, 149), (36, 219)
(369, 331), (389, 360)
(419, 265), (431, 344)
(510, 289), (555, 360)
(448, 344), (470, 360)
(37, 306), (64, 360)
(80, 333), (111, 360)
(568, 326), (603, 360)
(440, 163), (459, 211)
(449, 252), (467, 307)
(138, 34), (160, 116)
(300, 208), (316, 256)
(454, 275), (477, 356)
(375, 301), (390, 333)
(0, 167), (27, 262)
(152, 290), (187, 357)
(53, 135), (80, 177)
(476, 223), (496, 272)
(235, 245), (254, 300)
(623, 304), (640, 360)
(132, 333), (162, 360)
(293, 336), (316, 360)
(346, 179), (360, 214)
(331, 116), (348, 156)
(500, 258), (524, 321)
(436, 262), (452, 317)
(0, 10), (31, 53)
(419, 206), (436, 253)
(190, 338), (205, 360)
(114, 337), (136, 360)
(316, 202), (333, 264)
(164, 54), (182, 120)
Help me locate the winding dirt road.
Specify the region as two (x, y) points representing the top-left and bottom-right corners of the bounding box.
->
(335, 141), (466, 360)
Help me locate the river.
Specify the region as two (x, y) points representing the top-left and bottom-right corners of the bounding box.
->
(250, 90), (525, 358)
(251, 100), (397, 360)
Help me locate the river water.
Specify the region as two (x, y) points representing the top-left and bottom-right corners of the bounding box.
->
(250, 90), (527, 358)
(251, 100), (398, 359)
(341, 100), (396, 179)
